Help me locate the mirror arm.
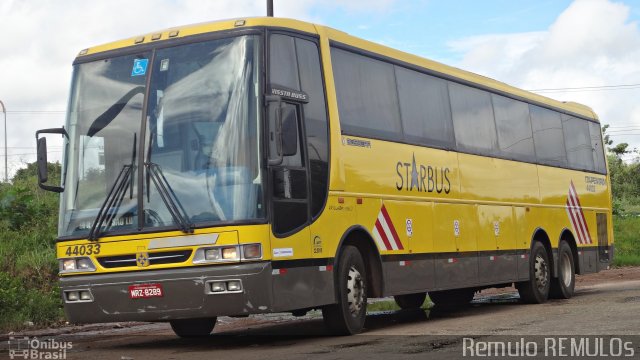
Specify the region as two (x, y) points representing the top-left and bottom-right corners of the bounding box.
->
(36, 127), (68, 139)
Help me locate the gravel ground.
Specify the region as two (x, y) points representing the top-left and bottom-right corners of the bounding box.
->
(3, 267), (640, 359)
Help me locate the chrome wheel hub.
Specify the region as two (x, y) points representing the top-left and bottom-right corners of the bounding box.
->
(561, 252), (572, 287)
(347, 265), (365, 316)
(534, 254), (549, 292)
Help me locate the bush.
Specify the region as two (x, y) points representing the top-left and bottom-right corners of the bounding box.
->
(0, 162), (62, 331)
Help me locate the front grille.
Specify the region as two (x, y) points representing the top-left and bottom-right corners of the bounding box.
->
(97, 250), (192, 268)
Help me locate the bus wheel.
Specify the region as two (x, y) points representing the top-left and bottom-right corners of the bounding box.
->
(322, 245), (367, 335)
(517, 241), (550, 304)
(170, 317), (217, 338)
(394, 292), (427, 309)
(428, 288), (475, 310)
(550, 241), (575, 299)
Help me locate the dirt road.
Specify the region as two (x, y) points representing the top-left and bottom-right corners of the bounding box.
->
(4, 267), (640, 359)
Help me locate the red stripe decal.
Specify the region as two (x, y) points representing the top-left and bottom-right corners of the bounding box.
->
(570, 183), (592, 244)
(569, 194), (587, 245)
(380, 205), (404, 250)
(567, 198), (585, 244)
(567, 181), (592, 244)
(374, 218), (393, 251)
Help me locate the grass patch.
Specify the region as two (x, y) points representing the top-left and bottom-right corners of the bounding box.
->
(0, 273), (62, 330)
(613, 216), (640, 267)
(367, 297), (433, 312)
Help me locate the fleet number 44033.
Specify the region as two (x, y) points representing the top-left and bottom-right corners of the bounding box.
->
(64, 244), (101, 256)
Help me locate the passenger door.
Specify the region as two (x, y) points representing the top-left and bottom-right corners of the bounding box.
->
(267, 30), (332, 309)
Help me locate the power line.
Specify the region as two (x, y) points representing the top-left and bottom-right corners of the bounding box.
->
(0, 151), (63, 157)
(607, 125), (640, 129)
(5, 146), (63, 149)
(6, 110), (66, 114)
(606, 129), (640, 134)
(527, 83), (640, 93)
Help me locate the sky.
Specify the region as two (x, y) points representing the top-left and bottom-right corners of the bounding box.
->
(0, 0), (639, 179)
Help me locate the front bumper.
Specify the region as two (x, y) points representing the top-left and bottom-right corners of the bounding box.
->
(60, 262), (273, 323)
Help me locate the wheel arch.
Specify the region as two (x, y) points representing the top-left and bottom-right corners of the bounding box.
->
(333, 225), (384, 298)
(530, 227), (555, 277)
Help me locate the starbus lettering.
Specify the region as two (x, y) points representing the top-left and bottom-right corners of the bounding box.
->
(395, 153), (451, 194)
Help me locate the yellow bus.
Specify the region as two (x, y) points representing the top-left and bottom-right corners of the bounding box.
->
(36, 17), (613, 336)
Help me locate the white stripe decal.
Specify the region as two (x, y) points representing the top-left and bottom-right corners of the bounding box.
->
(569, 185), (590, 244)
(567, 196), (585, 244)
(566, 203), (584, 244)
(572, 182), (592, 244)
(566, 181), (592, 245)
(379, 213), (399, 250)
(371, 204), (404, 251)
(372, 226), (387, 250)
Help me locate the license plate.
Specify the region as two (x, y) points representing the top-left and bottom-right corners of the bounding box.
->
(128, 283), (164, 299)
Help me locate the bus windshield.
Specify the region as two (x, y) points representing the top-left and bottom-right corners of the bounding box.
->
(60, 35), (264, 238)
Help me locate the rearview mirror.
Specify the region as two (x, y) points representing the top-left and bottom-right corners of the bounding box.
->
(37, 137), (49, 183)
(35, 127), (67, 193)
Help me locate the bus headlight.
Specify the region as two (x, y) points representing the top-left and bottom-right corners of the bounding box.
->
(204, 248), (222, 261)
(62, 259), (77, 271)
(77, 258), (94, 270)
(63, 289), (94, 303)
(242, 244), (262, 259)
(66, 291), (79, 301)
(59, 257), (96, 273)
(194, 244), (262, 264)
(221, 246), (238, 260)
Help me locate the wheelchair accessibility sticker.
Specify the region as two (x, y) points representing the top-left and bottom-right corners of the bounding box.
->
(131, 58), (148, 76)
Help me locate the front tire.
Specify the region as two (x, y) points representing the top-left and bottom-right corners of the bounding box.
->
(517, 241), (551, 304)
(322, 245), (367, 335)
(170, 317), (217, 338)
(394, 292), (427, 309)
(550, 241), (575, 299)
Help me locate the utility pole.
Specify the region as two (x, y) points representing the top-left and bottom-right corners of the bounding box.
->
(0, 100), (6, 182)
(267, 0), (273, 17)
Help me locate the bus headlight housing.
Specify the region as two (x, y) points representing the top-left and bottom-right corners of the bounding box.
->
(242, 244), (262, 259)
(64, 289), (94, 303)
(194, 244), (262, 264)
(59, 257), (96, 274)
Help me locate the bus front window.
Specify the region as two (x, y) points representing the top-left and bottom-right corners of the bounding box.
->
(143, 35), (264, 229)
(59, 35), (264, 238)
(60, 53), (149, 237)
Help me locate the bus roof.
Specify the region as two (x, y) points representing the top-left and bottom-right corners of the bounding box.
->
(78, 16), (598, 121)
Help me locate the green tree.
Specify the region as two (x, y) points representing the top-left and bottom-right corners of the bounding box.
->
(603, 124), (640, 214)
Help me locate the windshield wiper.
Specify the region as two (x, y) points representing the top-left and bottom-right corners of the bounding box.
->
(87, 164), (133, 241)
(146, 162), (194, 234)
(87, 134), (137, 241)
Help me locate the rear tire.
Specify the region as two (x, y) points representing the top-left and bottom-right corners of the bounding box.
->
(394, 292), (427, 310)
(170, 317), (216, 338)
(517, 241), (551, 304)
(550, 241), (575, 299)
(428, 288), (475, 310)
(322, 245), (367, 335)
